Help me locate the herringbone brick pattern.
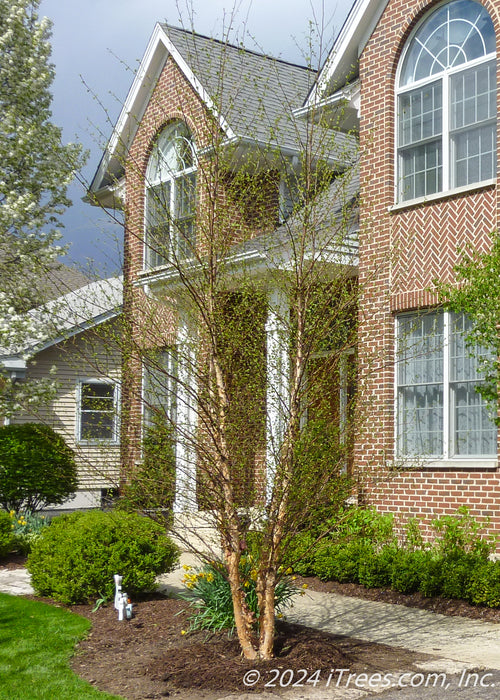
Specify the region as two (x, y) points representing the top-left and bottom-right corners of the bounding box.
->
(356, 0), (500, 546)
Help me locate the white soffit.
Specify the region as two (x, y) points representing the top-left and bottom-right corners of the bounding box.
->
(305, 0), (389, 107)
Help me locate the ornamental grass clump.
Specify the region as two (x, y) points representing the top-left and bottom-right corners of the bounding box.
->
(180, 555), (301, 633)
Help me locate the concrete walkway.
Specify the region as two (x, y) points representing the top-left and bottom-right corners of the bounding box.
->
(158, 553), (500, 672)
(2, 555), (500, 671)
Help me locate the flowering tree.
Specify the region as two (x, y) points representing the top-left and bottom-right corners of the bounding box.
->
(0, 0), (85, 412)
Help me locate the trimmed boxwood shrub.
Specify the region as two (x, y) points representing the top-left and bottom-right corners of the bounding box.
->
(466, 560), (500, 608)
(0, 423), (77, 512)
(390, 549), (429, 594)
(314, 540), (372, 583)
(358, 545), (399, 589)
(0, 509), (14, 557)
(27, 510), (179, 604)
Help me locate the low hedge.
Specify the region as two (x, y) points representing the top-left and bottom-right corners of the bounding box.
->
(27, 510), (179, 604)
(284, 506), (500, 608)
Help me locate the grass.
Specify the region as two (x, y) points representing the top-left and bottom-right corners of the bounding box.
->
(0, 592), (122, 699)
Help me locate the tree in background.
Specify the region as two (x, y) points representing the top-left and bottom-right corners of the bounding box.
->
(439, 233), (500, 415)
(0, 0), (85, 412)
(0, 423), (77, 512)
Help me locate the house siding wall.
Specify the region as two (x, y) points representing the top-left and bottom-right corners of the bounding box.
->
(11, 321), (121, 492)
(357, 0), (500, 544)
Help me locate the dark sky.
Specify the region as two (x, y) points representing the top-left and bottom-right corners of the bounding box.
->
(39, 0), (353, 276)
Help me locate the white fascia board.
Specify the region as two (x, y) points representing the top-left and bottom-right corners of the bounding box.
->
(90, 24), (236, 198)
(28, 308), (122, 356)
(0, 356), (27, 371)
(305, 0), (389, 107)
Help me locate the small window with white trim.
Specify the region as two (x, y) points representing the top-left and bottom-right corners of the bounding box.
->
(77, 380), (119, 443)
(396, 0), (496, 203)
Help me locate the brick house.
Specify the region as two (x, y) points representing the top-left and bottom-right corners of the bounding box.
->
(91, 2), (500, 543)
(313, 0), (499, 539)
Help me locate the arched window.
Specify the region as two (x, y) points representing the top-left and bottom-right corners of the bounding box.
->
(145, 121), (196, 268)
(396, 0), (496, 202)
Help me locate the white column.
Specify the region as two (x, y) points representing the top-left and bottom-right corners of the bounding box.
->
(265, 288), (290, 501)
(173, 319), (198, 513)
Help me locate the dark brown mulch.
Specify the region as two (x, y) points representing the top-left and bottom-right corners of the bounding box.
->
(67, 594), (434, 699)
(0, 552), (27, 570)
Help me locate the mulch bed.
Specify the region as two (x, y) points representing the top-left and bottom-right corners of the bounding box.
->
(67, 594), (434, 699)
(2, 552), (500, 699)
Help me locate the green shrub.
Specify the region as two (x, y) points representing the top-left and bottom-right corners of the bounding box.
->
(9, 510), (50, 554)
(314, 540), (372, 583)
(27, 510), (179, 604)
(466, 560), (500, 608)
(419, 555), (445, 598)
(431, 506), (497, 558)
(331, 507), (396, 548)
(118, 416), (175, 524)
(180, 554), (300, 632)
(439, 553), (480, 600)
(282, 531), (318, 576)
(358, 545), (398, 589)
(0, 423), (77, 512)
(0, 509), (14, 557)
(390, 549), (429, 594)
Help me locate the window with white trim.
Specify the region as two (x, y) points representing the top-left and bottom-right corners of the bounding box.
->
(142, 349), (177, 429)
(396, 0), (496, 203)
(77, 380), (119, 443)
(145, 121), (196, 269)
(396, 311), (496, 458)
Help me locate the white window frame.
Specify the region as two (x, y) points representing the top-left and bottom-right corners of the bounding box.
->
(395, 0), (496, 205)
(144, 122), (196, 269)
(76, 379), (120, 445)
(395, 310), (497, 461)
(141, 349), (178, 437)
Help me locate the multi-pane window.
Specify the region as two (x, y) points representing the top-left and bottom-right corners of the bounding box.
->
(397, 0), (496, 202)
(142, 350), (177, 429)
(145, 121), (196, 268)
(396, 311), (496, 458)
(77, 380), (118, 443)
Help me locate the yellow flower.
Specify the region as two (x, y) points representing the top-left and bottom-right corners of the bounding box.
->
(285, 567), (293, 575)
(206, 573), (214, 583)
(292, 576), (297, 581)
(302, 583), (308, 589)
(244, 581), (250, 588)
(182, 565), (191, 571)
(181, 630), (186, 635)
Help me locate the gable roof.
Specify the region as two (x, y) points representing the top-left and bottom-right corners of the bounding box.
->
(0, 277), (123, 372)
(305, 0), (389, 106)
(90, 24), (354, 203)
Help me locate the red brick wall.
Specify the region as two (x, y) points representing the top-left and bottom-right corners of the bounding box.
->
(122, 54), (277, 479)
(357, 0), (500, 546)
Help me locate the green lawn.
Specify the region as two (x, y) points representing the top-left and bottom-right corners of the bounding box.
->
(0, 593), (122, 699)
